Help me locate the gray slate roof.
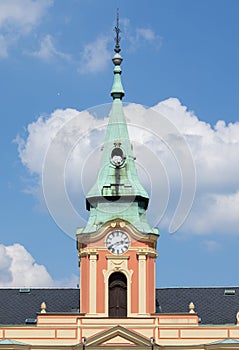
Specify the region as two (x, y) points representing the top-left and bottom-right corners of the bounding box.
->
(0, 287), (239, 325)
(0, 288), (80, 325)
(156, 287), (239, 325)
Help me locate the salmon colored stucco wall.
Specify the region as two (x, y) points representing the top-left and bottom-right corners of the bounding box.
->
(128, 249), (139, 313)
(96, 250), (107, 314)
(79, 229), (157, 316)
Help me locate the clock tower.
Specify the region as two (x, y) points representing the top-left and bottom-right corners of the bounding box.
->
(76, 17), (159, 318)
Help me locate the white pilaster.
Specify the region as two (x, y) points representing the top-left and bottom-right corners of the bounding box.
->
(137, 252), (147, 314)
(89, 252), (98, 314)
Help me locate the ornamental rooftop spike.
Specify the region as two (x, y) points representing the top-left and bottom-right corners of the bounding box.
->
(111, 9), (124, 100)
(82, 13), (156, 235)
(114, 8), (121, 54)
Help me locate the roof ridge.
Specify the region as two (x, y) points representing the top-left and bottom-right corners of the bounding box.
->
(156, 286), (239, 289)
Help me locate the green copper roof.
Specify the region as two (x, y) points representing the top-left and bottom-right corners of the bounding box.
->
(0, 339), (29, 346)
(86, 92), (149, 201)
(81, 20), (157, 235)
(208, 338), (239, 345)
(111, 62), (124, 98)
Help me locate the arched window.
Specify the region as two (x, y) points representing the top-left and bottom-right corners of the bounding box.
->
(108, 272), (127, 317)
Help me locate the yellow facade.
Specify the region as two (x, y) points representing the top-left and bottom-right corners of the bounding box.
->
(1, 312), (239, 349)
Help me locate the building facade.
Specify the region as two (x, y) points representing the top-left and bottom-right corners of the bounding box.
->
(1, 19), (239, 350)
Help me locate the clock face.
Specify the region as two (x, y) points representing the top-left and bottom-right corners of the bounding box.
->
(106, 231), (130, 254)
(112, 154), (123, 166)
(111, 147), (124, 167)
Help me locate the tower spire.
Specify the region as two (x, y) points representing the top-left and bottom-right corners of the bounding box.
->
(82, 13), (156, 235)
(114, 8), (121, 53)
(111, 9), (124, 100)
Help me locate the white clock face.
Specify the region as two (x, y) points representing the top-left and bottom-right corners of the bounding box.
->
(112, 154), (123, 166)
(106, 231), (130, 254)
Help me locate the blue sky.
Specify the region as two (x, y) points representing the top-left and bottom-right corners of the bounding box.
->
(1, 0), (239, 288)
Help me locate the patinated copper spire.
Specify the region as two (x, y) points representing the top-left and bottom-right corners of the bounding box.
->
(82, 11), (156, 235)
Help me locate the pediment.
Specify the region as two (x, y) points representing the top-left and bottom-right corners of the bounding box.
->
(101, 335), (135, 346)
(77, 219), (158, 246)
(85, 325), (153, 347)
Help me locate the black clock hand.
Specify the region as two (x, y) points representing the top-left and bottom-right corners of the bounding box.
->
(108, 240), (124, 250)
(108, 242), (119, 249)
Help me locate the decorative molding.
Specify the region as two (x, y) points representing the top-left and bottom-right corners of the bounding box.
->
(189, 302), (195, 314)
(40, 302), (46, 313)
(79, 248), (98, 258)
(137, 248), (158, 259)
(236, 311), (239, 324)
(106, 255), (129, 260)
(77, 219), (159, 245)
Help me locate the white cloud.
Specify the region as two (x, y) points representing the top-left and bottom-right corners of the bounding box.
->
(16, 98), (239, 236)
(0, 245), (12, 283)
(151, 98), (239, 234)
(186, 192), (239, 235)
(77, 18), (160, 73)
(16, 108), (100, 175)
(78, 35), (111, 73)
(0, 243), (52, 287)
(0, 0), (52, 57)
(136, 28), (156, 41)
(120, 18), (161, 51)
(16, 106), (108, 236)
(0, 243), (78, 288)
(0, 0), (52, 30)
(30, 34), (71, 62)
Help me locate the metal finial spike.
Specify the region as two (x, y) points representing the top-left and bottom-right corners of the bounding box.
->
(114, 8), (121, 53)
